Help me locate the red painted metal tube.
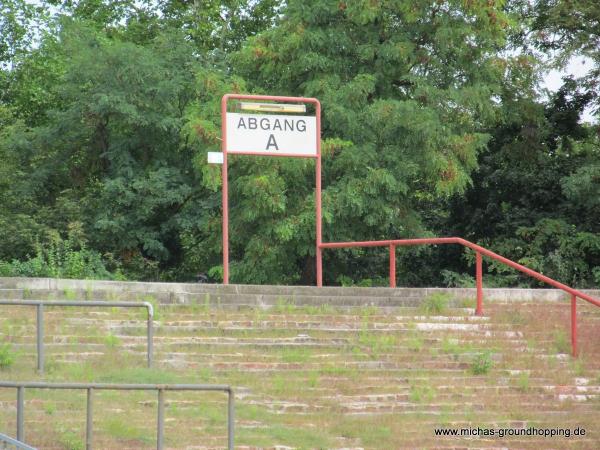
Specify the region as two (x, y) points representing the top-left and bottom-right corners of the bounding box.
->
(389, 244), (396, 288)
(571, 294), (577, 357)
(221, 95), (229, 285)
(476, 251), (483, 316)
(315, 100), (323, 287)
(320, 237), (460, 248)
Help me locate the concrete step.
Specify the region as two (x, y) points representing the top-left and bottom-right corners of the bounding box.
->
(0, 288), (24, 299)
(2, 278), (600, 449)
(3, 278), (599, 305)
(15, 292), (437, 308)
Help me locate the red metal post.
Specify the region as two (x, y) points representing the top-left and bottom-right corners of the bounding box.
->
(475, 251), (483, 316)
(571, 294), (577, 357)
(389, 244), (396, 288)
(221, 95), (229, 284)
(315, 100), (323, 287)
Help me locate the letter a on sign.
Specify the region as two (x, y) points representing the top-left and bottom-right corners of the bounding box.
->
(266, 134), (278, 150)
(226, 112), (317, 156)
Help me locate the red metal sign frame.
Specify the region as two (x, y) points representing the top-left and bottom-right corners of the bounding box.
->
(220, 94), (322, 285)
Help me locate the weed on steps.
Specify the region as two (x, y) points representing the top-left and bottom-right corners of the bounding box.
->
(0, 286), (599, 448)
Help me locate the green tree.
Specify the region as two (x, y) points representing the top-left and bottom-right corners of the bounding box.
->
(44, 0), (283, 53)
(439, 78), (600, 287)
(0, 0), (286, 282)
(180, 0), (521, 284)
(0, 0), (46, 66)
(160, 0), (283, 54)
(0, 22), (203, 278)
(532, 0), (600, 115)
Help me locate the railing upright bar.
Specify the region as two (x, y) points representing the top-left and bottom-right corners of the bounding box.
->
(228, 389), (235, 450)
(389, 244), (396, 288)
(475, 251), (483, 316)
(16, 387), (24, 442)
(157, 389), (164, 450)
(86, 388), (93, 450)
(571, 294), (577, 357)
(36, 304), (44, 374)
(146, 303), (154, 368)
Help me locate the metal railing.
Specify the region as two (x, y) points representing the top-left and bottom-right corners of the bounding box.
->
(0, 382), (234, 450)
(0, 300), (154, 372)
(0, 432), (36, 450)
(320, 237), (600, 356)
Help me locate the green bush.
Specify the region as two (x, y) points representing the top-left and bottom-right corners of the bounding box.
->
(57, 426), (85, 450)
(104, 333), (121, 348)
(470, 351), (493, 375)
(485, 219), (600, 288)
(0, 229), (115, 280)
(553, 330), (570, 354)
(337, 275), (388, 287)
(409, 384), (435, 403)
(0, 261), (12, 277)
(441, 270), (475, 288)
(420, 292), (451, 315)
(0, 343), (16, 370)
(516, 372), (530, 392)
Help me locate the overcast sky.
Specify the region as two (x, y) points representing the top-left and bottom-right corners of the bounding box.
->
(542, 56), (596, 123)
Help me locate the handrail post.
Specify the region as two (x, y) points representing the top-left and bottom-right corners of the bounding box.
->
(17, 386), (24, 442)
(146, 304), (154, 368)
(228, 388), (235, 450)
(317, 246), (323, 287)
(157, 389), (164, 450)
(221, 96), (229, 285)
(316, 129), (323, 288)
(475, 251), (483, 316)
(571, 294), (577, 357)
(86, 388), (93, 450)
(37, 304), (44, 374)
(389, 244), (396, 288)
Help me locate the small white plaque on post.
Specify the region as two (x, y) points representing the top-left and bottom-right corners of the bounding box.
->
(207, 152), (224, 164)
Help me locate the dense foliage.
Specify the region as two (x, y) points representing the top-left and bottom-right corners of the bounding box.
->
(0, 0), (598, 287)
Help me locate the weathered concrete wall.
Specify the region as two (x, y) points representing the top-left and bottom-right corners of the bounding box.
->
(1, 276), (598, 304)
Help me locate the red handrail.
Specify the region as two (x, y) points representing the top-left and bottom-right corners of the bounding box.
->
(319, 237), (600, 356)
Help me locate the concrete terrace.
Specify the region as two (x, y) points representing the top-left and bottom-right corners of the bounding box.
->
(0, 277), (599, 449)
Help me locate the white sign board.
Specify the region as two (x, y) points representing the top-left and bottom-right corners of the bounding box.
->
(226, 113), (317, 156)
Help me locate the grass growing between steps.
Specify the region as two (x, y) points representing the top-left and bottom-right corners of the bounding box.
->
(237, 422), (333, 448)
(1, 298), (600, 448)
